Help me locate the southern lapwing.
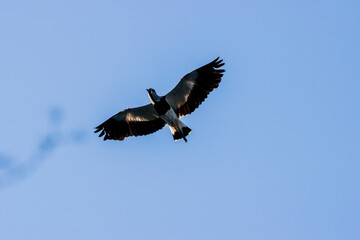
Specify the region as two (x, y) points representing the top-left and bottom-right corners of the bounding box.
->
(95, 57), (225, 142)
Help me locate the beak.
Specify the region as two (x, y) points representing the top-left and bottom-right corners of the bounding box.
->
(146, 89), (150, 93)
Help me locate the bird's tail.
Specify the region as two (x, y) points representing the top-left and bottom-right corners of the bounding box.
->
(170, 120), (192, 143)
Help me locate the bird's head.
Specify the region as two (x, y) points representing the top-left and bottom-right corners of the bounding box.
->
(146, 88), (154, 95)
(146, 88), (160, 104)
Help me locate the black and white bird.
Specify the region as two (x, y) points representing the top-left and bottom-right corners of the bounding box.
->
(95, 57), (225, 142)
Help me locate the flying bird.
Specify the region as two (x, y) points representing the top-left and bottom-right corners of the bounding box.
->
(95, 57), (225, 142)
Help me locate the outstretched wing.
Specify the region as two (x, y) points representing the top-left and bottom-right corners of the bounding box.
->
(94, 104), (166, 141)
(165, 57), (225, 117)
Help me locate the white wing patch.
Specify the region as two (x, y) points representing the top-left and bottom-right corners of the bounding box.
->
(125, 112), (157, 122)
(111, 111), (158, 122)
(184, 79), (196, 102)
(166, 71), (198, 110)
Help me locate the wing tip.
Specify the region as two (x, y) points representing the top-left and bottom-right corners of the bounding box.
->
(212, 57), (225, 68)
(94, 126), (102, 133)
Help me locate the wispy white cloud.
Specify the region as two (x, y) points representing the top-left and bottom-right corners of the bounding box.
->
(0, 107), (86, 189)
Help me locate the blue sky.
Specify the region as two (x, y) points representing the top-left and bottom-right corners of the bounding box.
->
(0, 0), (359, 239)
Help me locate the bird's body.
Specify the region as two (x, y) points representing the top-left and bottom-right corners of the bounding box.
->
(148, 91), (191, 142)
(95, 57), (225, 142)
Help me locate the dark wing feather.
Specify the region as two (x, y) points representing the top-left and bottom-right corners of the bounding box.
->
(94, 104), (166, 141)
(165, 57), (225, 117)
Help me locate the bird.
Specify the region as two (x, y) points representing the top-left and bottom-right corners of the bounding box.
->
(94, 57), (225, 142)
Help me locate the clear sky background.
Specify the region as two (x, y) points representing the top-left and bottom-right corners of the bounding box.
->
(0, 0), (359, 239)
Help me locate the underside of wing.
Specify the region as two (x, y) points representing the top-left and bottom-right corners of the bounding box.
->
(94, 104), (166, 141)
(165, 57), (225, 117)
